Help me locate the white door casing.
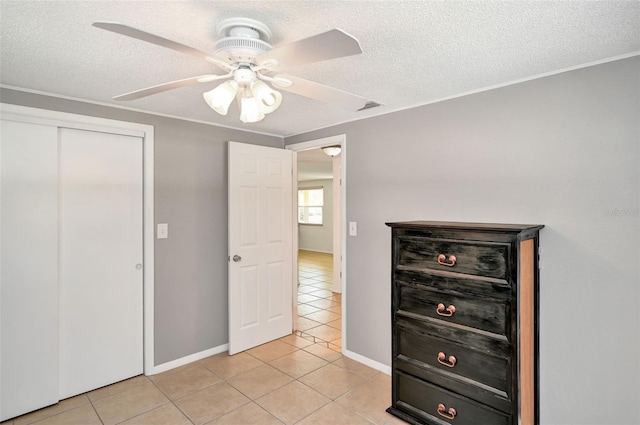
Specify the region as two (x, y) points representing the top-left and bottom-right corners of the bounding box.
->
(332, 155), (342, 293)
(291, 157), (299, 331)
(228, 142), (293, 355)
(58, 128), (144, 398)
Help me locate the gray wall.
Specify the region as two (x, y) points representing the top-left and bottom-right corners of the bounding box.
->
(0, 88), (283, 365)
(285, 57), (640, 425)
(298, 179), (334, 253)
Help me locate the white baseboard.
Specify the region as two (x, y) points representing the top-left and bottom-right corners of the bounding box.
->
(146, 343), (228, 375)
(146, 343), (389, 377)
(343, 348), (391, 375)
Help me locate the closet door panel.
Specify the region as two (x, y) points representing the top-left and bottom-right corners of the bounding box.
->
(58, 128), (143, 399)
(0, 120), (59, 420)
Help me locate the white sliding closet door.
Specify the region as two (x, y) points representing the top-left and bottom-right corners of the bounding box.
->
(58, 128), (143, 398)
(0, 121), (59, 420)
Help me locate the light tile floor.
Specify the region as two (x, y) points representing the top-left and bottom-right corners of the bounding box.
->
(1, 251), (403, 425)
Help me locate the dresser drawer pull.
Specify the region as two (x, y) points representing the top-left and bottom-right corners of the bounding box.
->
(437, 352), (457, 368)
(437, 403), (457, 420)
(436, 303), (456, 317)
(437, 254), (457, 267)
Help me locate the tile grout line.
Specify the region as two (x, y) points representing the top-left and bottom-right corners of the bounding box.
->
(86, 395), (106, 425)
(145, 375), (197, 425)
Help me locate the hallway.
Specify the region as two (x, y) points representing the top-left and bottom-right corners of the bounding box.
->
(296, 250), (341, 351)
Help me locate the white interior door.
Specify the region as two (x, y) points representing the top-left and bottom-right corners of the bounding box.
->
(58, 128), (143, 398)
(228, 142), (293, 355)
(0, 120), (59, 420)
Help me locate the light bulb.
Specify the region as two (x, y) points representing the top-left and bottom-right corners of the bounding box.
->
(203, 80), (238, 115)
(239, 96), (265, 123)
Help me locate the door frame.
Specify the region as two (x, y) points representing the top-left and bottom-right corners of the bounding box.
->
(286, 134), (347, 350)
(0, 103), (156, 374)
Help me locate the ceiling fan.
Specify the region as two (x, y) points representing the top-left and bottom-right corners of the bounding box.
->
(93, 18), (374, 123)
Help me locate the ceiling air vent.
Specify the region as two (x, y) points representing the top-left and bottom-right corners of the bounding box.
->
(358, 101), (382, 111)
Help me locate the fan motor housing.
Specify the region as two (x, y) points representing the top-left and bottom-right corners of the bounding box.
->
(214, 17), (273, 65)
(213, 37), (272, 64)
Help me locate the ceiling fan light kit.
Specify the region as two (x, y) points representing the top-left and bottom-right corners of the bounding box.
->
(202, 66), (283, 123)
(93, 17), (373, 123)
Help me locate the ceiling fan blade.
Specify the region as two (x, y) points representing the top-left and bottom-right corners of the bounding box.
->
(113, 75), (227, 101)
(272, 75), (368, 111)
(258, 29), (362, 69)
(92, 22), (233, 70)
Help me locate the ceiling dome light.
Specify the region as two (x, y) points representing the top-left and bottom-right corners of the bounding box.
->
(203, 80), (238, 115)
(251, 81), (282, 114)
(322, 145), (342, 157)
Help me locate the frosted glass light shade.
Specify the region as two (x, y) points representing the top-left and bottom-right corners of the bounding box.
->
(239, 96), (265, 123)
(250, 81), (282, 114)
(203, 80), (238, 115)
(322, 145), (342, 157)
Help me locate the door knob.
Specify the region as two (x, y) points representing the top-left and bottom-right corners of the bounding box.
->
(232, 255), (242, 262)
(135, 263), (143, 270)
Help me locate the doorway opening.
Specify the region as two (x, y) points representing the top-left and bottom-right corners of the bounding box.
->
(287, 135), (346, 353)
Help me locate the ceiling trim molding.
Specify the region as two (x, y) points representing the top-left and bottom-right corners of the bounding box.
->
(0, 84), (285, 139)
(284, 51), (640, 138)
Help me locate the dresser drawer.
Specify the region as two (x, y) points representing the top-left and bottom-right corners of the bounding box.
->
(396, 236), (510, 279)
(394, 371), (511, 425)
(397, 281), (510, 337)
(397, 325), (510, 396)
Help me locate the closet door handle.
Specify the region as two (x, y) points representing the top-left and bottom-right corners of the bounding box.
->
(437, 254), (456, 266)
(437, 403), (457, 420)
(437, 352), (457, 368)
(436, 303), (456, 317)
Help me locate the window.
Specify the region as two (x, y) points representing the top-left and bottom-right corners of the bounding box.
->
(298, 187), (324, 224)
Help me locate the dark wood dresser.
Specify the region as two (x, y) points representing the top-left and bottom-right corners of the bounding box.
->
(385, 221), (543, 425)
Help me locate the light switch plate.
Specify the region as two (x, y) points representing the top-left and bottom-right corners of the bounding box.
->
(349, 221), (357, 236)
(157, 223), (168, 239)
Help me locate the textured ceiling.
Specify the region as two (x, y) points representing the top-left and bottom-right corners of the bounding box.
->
(1, 1), (638, 137)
